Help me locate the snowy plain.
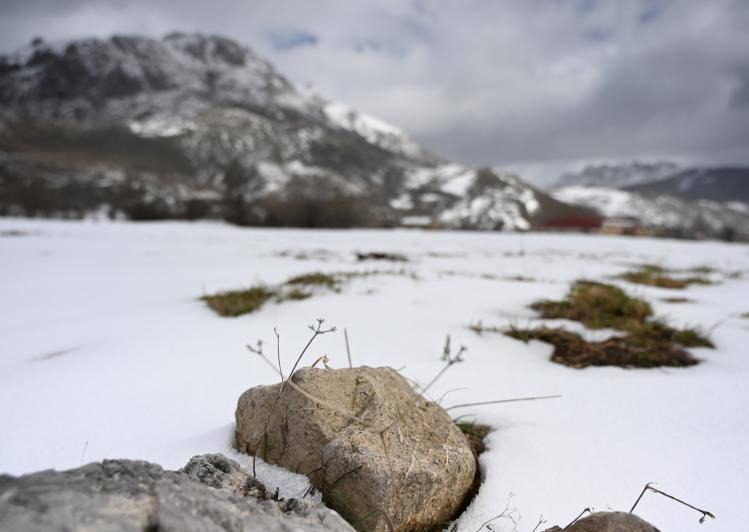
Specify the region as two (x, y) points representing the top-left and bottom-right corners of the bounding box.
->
(1, 218), (748, 531)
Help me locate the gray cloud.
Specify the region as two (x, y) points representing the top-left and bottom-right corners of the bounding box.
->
(1, 0), (747, 183)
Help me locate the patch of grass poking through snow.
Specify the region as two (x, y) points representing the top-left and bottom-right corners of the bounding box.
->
(355, 251), (409, 262)
(505, 326), (701, 369)
(456, 421), (490, 457)
(531, 280), (653, 330)
(202, 286), (275, 317)
(617, 264), (714, 289)
(203, 269), (418, 316)
(468, 321), (504, 335)
(628, 318), (713, 348)
(475, 280), (714, 368)
(661, 296), (694, 304)
(285, 272), (339, 290)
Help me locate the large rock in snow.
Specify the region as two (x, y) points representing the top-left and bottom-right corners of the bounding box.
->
(235, 366), (476, 531)
(0, 453), (354, 532)
(546, 511), (660, 532)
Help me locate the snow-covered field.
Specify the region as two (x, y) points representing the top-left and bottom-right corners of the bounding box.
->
(2, 218), (748, 531)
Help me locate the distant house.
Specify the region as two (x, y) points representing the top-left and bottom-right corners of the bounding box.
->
(399, 215), (438, 229)
(540, 214), (603, 232)
(600, 216), (651, 236)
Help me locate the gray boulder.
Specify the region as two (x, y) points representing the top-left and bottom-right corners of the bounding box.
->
(0, 453), (354, 532)
(235, 366), (476, 531)
(546, 511), (660, 532)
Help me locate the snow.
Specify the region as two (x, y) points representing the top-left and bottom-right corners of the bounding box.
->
(2, 218), (748, 530)
(441, 168), (479, 197)
(324, 100), (426, 159)
(128, 116), (196, 137)
(554, 186), (638, 217)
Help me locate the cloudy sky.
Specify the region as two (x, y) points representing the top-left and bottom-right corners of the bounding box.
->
(1, 0), (748, 183)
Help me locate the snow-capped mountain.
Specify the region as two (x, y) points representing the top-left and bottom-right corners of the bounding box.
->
(550, 161), (749, 240)
(553, 186), (749, 239)
(626, 166), (749, 203)
(553, 161), (680, 189)
(0, 33), (586, 230)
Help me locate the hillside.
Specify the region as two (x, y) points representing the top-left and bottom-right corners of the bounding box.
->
(0, 33), (589, 229)
(551, 162), (749, 240)
(553, 186), (749, 240)
(625, 166), (749, 203)
(553, 161), (680, 189)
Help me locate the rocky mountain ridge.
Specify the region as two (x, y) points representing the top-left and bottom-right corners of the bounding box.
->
(625, 166), (749, 203)
(554, 161), (680, 189)
(0, 33), (587, 229)
(552, 162), (749, 240)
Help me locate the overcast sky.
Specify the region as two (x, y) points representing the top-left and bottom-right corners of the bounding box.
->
(1, 0), (748, 183)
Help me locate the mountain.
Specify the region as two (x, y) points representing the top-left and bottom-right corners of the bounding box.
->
(0, 33), (588, 230)
(550, 161), (749, 240)
(553, 161), (680, 189)
(625, 167), (749, 203)
(553, 186), (749, 240)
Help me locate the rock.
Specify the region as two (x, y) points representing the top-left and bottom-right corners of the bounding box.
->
(235, 366), (476, 531)
(180, 452), (267, 499)
(546, 511), (660, 532)
(0, 454), (354, 532)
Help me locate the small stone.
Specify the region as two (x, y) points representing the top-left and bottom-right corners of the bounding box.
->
(546, 511), (660, 532)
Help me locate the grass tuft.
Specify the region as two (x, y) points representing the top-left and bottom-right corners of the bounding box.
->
(530, 280), (652, 330)
(202, 286), (275, 317)
(457, 421), (490, 458)
(203, 269), (417, 316)
(661, 297), (694, 304)
(628, 318), (713, 348)
(355, 251), (409, 262)
(490, 279), (715, 368)
(504, 326), (700, 369)
(284, 288), (312, 301)
(617, 264), (713, 289)
(285, 272), (339, 289)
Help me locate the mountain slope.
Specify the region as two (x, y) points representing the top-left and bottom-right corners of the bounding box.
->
(553, 186), (749, 240)
(0, 33), (587, 230)
(553, 162), (680, 189)
(625, 167), (749, 203)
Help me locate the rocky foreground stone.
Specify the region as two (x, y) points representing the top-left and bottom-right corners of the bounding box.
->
(0, 453), (354, 532)
(545, 511), (660, 531)
(235, 366), (476, 531)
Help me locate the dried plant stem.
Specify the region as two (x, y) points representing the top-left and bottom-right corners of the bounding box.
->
(249, 319), (336, 477)
(437, 387), (469, 405)
(422, 363), (453, 394)
(446, 394), (561, 411)
(274, 327), (284, 381)
(281, 319), (336, 397)
(422, 336), (466, 395)
(531, 514), (547, 532)
(564, 507), (591, 528)
(254, 351), (364, 424)
(630, 483), (715, 523)
(344, 328), (353, 368)
(474, 493), (518, 531)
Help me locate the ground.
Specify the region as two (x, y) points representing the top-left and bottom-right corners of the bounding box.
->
(1, 218), (747, 531)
